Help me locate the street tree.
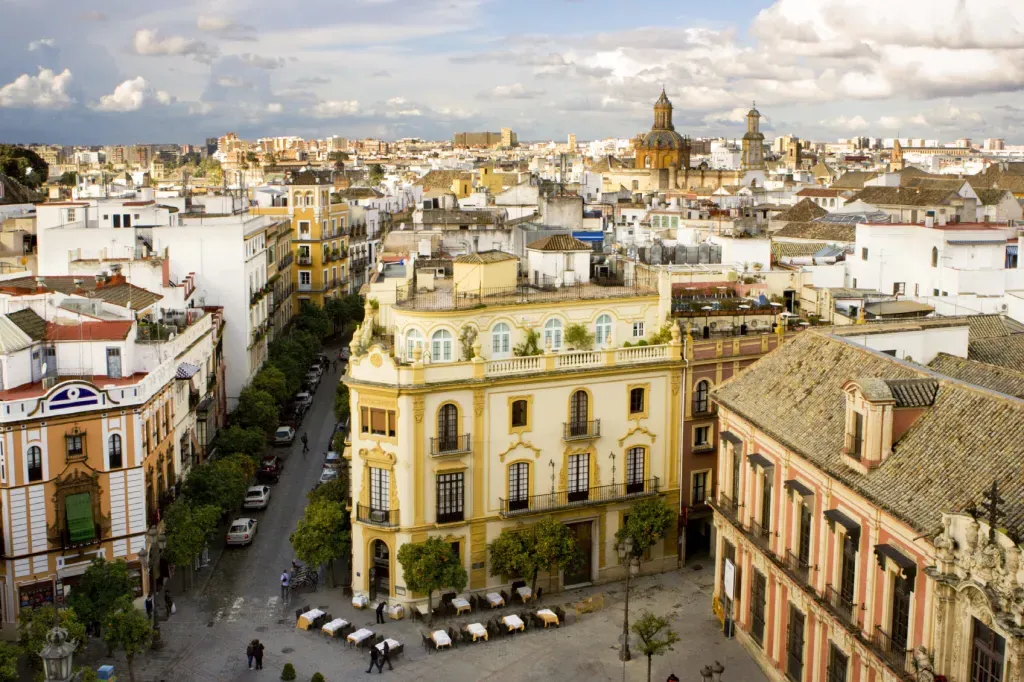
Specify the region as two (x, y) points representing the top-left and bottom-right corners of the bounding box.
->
(489, 517), (582, 593)
(307, 478), (347, 506)
(0, 642), (19, 682)
(236, 386), (279, 434)
(163, 500), (220, 590)
(18, 606), (86, 670)
(631, 611), (680, 682)
(58, 170), (78, 187)
(397, 536), (466, 621)
(103, 598), (154, 682)
(296, 303), (329, 340)
(215, 425), (266, 460)
(333, 384), (349, 423)
(67, 557), (134, 636)
(181, 457), (249, 514)
(252, 366), (291, 404)
(368, 164), (385, 185)
(324, 296), (350, 333)
(289, 500), (349, 587)
(615, 497), (675, 558)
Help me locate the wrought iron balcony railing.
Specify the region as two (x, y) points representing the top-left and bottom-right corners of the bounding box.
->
(562, 419), (600, 441)
(430, 434), (471, 457)
(499, 477), (659, 517)
(356, 504), (399, 527)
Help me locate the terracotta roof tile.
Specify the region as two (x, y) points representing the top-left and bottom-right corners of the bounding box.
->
(526, 234), (590, 251)
(45, 320), (133, 341)
(928, 353), (1024, 398)
(454, 250), (517, 264)
(773, 198), (828, 223)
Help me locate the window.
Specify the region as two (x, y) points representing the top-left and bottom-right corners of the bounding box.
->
(511, 399), (529, 429)
(692, 471), (708, 504)
(567, 453), (589, 502)
(568, 390), (588, 436)
(108, 434), (123, 469)
(840, 532), (857, 609)
(437, 404), (458, 451)
(629, 387), (645, 415)
(932, 246), (939, 268)
(626, 447), (644, 494)
(851, 411), (865, 459)
(731, 447), (741, 503)
(915, 283), (920, 296)
(787, 605), (805, 682)
(370, 467), (390, 511)
(491, 323), (510, 357)
(828, 645), (848, 682)
(750, 571), (767, 646)
(893, 282), (905, 296)
(405, 329), (423, 360)
(797, 503), (812, 576)
(971, 618), (1006, 682)
(694, 425), (711, 448)
(595, 314), (612, 346)
(431, 329), (453, 362)
(360, 407), (396, 438)
(890, 575), (911, 653)
(65, 492), (96, 544)
(27, 446), (42, 482)
(693, 380), (710, 414)
(436, 472), (464, 524)
(67, 208), (76, 222)
(508, 462), (529, 512)
(933, 288), (940, 297)
(760, 476), (773, 532)
(632, 321), (645, 338)
(300, 271), (311, 285)
(862, 247), (869, 260)
(112, 214), (121, 228)
(543, 319), (562, 350)
(123, 214), (131, 228)
(65, 433), (84, 459)
(852, 278), (858, 288)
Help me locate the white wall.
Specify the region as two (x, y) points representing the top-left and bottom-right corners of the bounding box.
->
(838, 325), (969, 364)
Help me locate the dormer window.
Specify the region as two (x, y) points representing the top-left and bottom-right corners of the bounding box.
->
(842, 377), (937, 474)
(851, 411), (865, 460)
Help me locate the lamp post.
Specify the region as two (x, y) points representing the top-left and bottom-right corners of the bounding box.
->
(769, 301), (782, 331)
(147, 525), (167, 628)
(701, 306), (713, 339)
(616, 537), (639, 662)
(738, 304), (750, 336)
(39, 625), (78, 682)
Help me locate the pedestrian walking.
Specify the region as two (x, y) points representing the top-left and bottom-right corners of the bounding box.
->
(254, 640), (265, 670)
(144, 594), (153, 619)
(380, 640), (393, 671)
(375, 600), (386, 624)
(246, 640), (256, 669)
(366, 646), (382, 674)
(301, 433), (309, 453)
(163, 590), (174, 617)
(280, 569), (290, 602)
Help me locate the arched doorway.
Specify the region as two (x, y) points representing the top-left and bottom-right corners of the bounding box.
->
(368, 539), (390, 601)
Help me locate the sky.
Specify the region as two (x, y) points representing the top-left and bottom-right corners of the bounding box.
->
(2, 0), (1024, 145)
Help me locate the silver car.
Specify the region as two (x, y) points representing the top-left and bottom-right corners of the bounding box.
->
(225, 518), (258, 546)
(318, 467), (339, 485)
(243, 485), (271, 510)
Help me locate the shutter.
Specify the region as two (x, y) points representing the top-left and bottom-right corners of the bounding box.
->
(65, 493), (95, 543)
(371, 409), (386, 434)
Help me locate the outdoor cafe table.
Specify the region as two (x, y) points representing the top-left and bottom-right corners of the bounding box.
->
(516, 586), (533, 602)
(321, 618), (349, 637)
(347, 628), (374, 647)
(352, 594), (369, 609)
(296, 608), (324, 630)
(502, 614), (525, 633)
(536, 609), (559, 628)
(485, 592), (504, 608)
(467, 623), (488, 642)
(452, 597), (471, 615)
(431, 630), (453, 649)
(375, 638), (403, 655)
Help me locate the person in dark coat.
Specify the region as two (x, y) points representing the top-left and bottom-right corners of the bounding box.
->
(366, 646), (381, 674)
(144, 594), (153, 619)
(254, 640), (265, 670)
(375, 600), (387, 624)
(164, 590), (173, 617)
(380, 640), (393, 671)
(246, 640), (256, 669)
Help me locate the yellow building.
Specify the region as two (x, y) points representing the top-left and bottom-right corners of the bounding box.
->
(263, 219), (295, 339)
(345, 248), (683, 608)
(253, 170), (351, 308)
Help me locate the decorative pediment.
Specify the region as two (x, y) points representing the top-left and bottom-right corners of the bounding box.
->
(498, 437), (541, 463)
(360, 444), (396, 467)
(618, 423), (657, 447)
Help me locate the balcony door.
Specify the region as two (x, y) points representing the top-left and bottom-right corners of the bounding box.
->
(508, 462), (529, 512)
(890, 575), (911, 652)
(438, 404), (458, 452)
(626, 447), (644, 494)
(370, 467), (390, 523)
(569, 390), (588, 437)
(106, 347), (122, 379)
(567, 453), (589, 502)
(563, 521), (592, 587)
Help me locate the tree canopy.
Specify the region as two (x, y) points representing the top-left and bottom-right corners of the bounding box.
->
(368, 164), (385, 185)
(632, 611), (680, 682)
(67, 557), (134, 635)
(215, 425), (266, 460)
(0, 642), (18, 682)
(397, 536), (467, 620)
(163, 500), (220, 589)
(103, 597), (154, 682)
(18, 606), (86, 669)
(290, 500), (349, 586)
(489, 517), (582, 592)
(0, 145), (48, 188)
(615, 497), (675, 558)
(252, 365), (290, 404)
(307, 478), (347, 506)
(235, 386), (279, 434)
(296, 302), (329, 340)
(181, 456), (249, 513)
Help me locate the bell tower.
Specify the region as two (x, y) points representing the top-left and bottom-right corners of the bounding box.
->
(741, 101), (765, 171)
(653, 89), (674, 130)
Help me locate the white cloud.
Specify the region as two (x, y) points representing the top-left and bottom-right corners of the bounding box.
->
(820, 115), (869, 132)
(216, 77), (251, 89)
(308, 100), (360, 118)
(27, 38), (55, 51)
(703, 107), (751, 125)
(0, 68), (74, 109)
(266, 102), (283, 113)
(197, 15), (256, 40)
(91, 77), (173, 112)
(878, 116), (902, 129)
(489, 83), (545, 99)
(132, 29), (218, 63)
(239, 53), (286, 70)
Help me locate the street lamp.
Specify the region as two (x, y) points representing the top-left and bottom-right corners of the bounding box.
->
(39, 625), (76, 682)
(701, 306), (713, 339)
(616, 537), (639, 662)
(738, 304), (750, 336)
(769, 301), (782, 331)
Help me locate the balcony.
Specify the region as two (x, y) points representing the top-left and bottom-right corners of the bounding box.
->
(871, 626), (915, 678)
(298, 282), (313, 292)
(298, 255), (312, 266)
(717, 493), (740, 522)
(60, 524), (101, 550)
(823, 584), (856, 626)
(436, 509), (464, 525)
(356, 504), (399, 527)
(750, 519), (772, 550)
(499, 476), (659, 517)
(785, 550), (811, 584)
(563, 419), (600, 441)
(278, 252), (294, 269)
(430, 434), (472, 457)
(396, 279), (655, 312)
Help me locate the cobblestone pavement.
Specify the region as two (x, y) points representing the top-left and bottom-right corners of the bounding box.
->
(77, 345), (765, 682)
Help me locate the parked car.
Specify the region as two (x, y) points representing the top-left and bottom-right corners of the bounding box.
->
(257, 455), (283, 483)
(226, 518), (258, 546)
(324, 450), (342, 469)
(243, 485), (271, 510)
(339, 348), (351, 361)
(316, 353), (330, 369)
(274, 426), (296, 446)
(318, 467), (339, 485)
(295, 392), (313, 409)
(305, 372), (321, 389)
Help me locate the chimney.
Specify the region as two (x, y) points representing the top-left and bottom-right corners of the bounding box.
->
(73, 278), (83, 294)
(34, 277), (46, 293)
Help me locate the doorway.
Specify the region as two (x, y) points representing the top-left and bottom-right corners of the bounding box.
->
(564, 521), (593, 587)
(369, 539), (390, 601)
(106, 348), (122, 379)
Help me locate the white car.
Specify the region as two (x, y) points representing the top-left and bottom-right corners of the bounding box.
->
(274, 426), (295, 446)
(324, 450), (342, 469)
(295, 392), (313, 408)
(243, 485), (271, 510)
(318, 467), (339, 485)
(226, 518), (258, 546)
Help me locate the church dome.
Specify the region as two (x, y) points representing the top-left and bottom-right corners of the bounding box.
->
(639, 129), (686, 150)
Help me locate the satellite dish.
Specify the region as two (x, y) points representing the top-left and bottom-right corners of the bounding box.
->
(41, 362), (48, 375)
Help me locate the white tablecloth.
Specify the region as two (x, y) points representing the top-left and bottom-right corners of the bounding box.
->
(352, 594), (369, 608)
(467, 623), (487, 639)
(375, 638), (401, 652)
(302, 608), (324, 621)
(485, 592), (504, 606)
(348, 628), (373, 644)
(322, 618), (348, 634)
(502, 614), (524, 631)
(431, 630), (452, 648)
(452, 597), (471, 613)
(516, 586), (532, 599)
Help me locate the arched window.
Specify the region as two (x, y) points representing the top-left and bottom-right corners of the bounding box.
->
(644, 155), (651, 169)
(27, 446), (42, 482)
(595, 314), (612, 347)
(491, 323), (511, 358)
(108, 434), (123, 469)
(405, 329), (423, 360)
(693, 380), (710, 414)
(437, 404), (459, 452)
(931, 247), (939, 268)
(543, 319), (562, 350)
(569, 390), (589, 436)
(431, 329), (453, 362)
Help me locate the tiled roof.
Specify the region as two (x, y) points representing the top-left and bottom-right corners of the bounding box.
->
(287, 169), (335, 186)
(0, 276), (163, 311)
(7, 309), (45, 341)
(771, 242), (823, 259)
(928, 353), (1024, 398)
(964, 314), (1024, 339)
(774, 221), (855, 242)
(712, 331), (1024, 532)
(45, 321), (133, 341)
(420, 209), (496, 225)
(851, 186), (957, 207)
(454, 250), (517, 264)
(901, 176), (965, 192)
(885, 378), (939, 407)
(773, 198), (828, 223)
(973, 188), (1014, 205)
(795, 188), (841, 198)
(829, 171), (876, 190)
(414, 170), (471, 190)
(526, 234), (590, 251)
(588, 156), (627, 173)
(967, 336), (1024, 372)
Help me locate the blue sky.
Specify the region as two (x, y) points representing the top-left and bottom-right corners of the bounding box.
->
(1, 0), (1023, 145)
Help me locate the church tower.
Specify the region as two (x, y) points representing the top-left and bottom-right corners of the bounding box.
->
(741, 103), (765, 171)
(634, 89), (686, 171)
(891, 138), (904, 171)
(653, 89), (674, 130)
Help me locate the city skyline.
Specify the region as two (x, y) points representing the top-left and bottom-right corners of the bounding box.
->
(2, 0), (1024, 145)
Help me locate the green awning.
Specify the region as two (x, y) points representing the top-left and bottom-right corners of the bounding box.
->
(65, 493), (95, 544)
